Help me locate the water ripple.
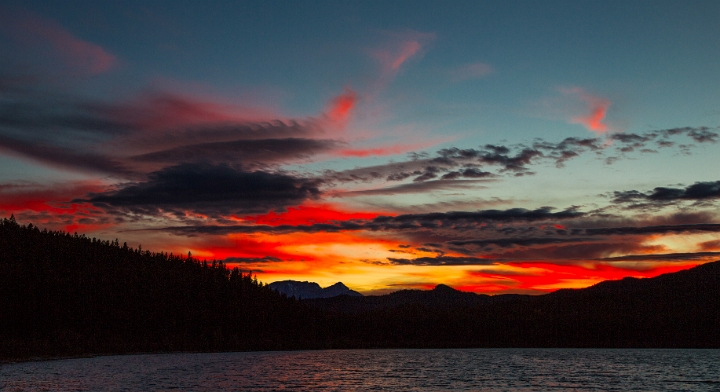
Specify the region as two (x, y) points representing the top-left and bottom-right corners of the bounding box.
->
(1, 349), (719, 391)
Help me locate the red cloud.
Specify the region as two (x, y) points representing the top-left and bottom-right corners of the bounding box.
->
(241, 203), (385, 226)
(0, 181), (104, 214)
(0, 181), (109, 232)
(563, 87), (611, 134)
(371, 30), (435, 75)
(117, 92), (245, 131)
(504, 262), (700, 293)
(337, 140), (439, 158)
(325, 88), (357, 126)
(9, 13), (117, 74)
(390, 40), (422, 70)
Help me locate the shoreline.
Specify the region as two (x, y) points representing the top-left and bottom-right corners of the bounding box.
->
(4, 347), (717, 365)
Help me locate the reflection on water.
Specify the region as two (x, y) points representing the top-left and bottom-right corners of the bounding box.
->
(2, 349), (719, 391)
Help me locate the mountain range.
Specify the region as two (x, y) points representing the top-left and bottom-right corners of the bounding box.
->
(268, 280), (363, 299)
(2, 217), (719, 362)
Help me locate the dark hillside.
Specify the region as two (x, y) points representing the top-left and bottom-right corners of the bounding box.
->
(309, 262), (720, 348)
(2, 216), (719, 361)
(0, 217), (329, 360)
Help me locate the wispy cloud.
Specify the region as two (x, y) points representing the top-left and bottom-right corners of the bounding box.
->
(562, 87), (611, 134)
(371, 30), (435, 77)
(324, 88), (357, 128)
(1, 10), (117, 75)
(612, 180), (720, 209)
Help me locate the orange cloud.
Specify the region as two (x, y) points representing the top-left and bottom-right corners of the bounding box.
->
(699, 239), (720, 251)
(563, 87), (612, 134)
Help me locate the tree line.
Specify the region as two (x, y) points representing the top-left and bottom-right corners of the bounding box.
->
(2, 216), (718, 361)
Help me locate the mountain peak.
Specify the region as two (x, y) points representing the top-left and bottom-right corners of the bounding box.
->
(269, 280), (362, 299)
(433, 284), (457, 293)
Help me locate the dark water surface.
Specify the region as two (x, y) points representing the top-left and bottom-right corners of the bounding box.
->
(2, 349), (719, 391)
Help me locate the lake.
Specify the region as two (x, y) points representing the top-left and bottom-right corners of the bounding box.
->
(2, 349), (719, 391)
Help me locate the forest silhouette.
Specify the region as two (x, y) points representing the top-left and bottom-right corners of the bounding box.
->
(1, 216), (719, 361)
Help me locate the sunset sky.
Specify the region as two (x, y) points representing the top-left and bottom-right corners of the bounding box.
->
(2, 1), (720, 295)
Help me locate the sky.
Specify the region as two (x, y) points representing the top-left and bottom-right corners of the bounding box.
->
(1, 0), (720, 295)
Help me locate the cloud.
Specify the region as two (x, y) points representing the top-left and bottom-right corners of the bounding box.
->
(0, 181), (103, 213)
(449, 62), (493, 81)
(0, 180), (109, 232)
(85, 163), (322, 217)
(324, 127), (715, 186)
(388, 256), (496, 266)
(0, 83), (342, 175)
(448, 237), (590, 248)
(584, 223), (720, 236)
(2, 75), (712, 184)
(598, 251), (720, 262)
(0, 134), (132, 176)
(337, 141), (439, 158)
(612, 180), (720, 208)
(326, 143), (552, 185)
(371, 30), (435, 75)
(132, 138), (342, 166)
(699, 240), (720, 251)
(338, 179), (488, 196)
(153, 206), (585, 236)
(324, 88), (357, 126)
(441, 168), (495, 180)
(487, 241), (663, 261)
(378, 207), (584, 225)
(687, 128), (719, 143)
(563, 87), (611, 134)
(1, 11), (116, 75)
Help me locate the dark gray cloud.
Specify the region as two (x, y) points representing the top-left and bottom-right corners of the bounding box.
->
(0, 134), (132, 175)
(339, 179), (489, 196)
(377, 207), (584, 225)
(150, 223), (355, 236)
(613, 181), (720, 208)
(325, 127), (717, 187)
(133, 138), (341, 165)
(387, 256), (496, 266)
(448, 237), (590, 248)
(598, 251), (720, 262)
(484, 241), (657, 261)
(0, 82), (336, 176)
(441, 168), (495, 180)
(85, 163), (322, 216)
(154, 206), (585, 236)
(584, 223), (720, 236)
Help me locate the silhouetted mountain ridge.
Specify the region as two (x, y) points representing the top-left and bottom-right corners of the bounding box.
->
(2, 217), (719, 361)
(305, 283), (521, 312)
(268, 280), (362, 299)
